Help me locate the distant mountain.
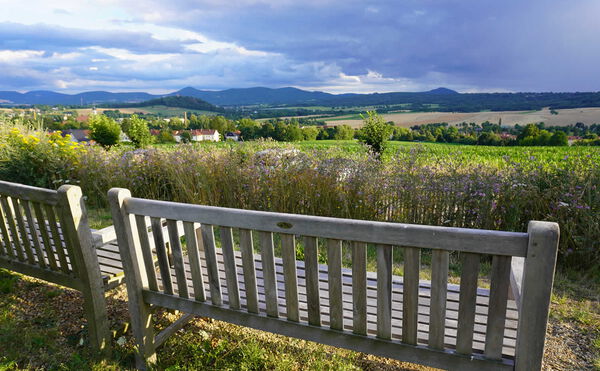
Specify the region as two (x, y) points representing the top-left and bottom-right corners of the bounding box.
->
(2, 86), (600, 112)
(0, 90), (155, 105)
(110, 95), (223, 112)
(168, 86), (335, 106)
(424, 87), (459, 95)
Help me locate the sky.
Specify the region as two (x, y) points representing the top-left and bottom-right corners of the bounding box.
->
(0, 0), (599, 94)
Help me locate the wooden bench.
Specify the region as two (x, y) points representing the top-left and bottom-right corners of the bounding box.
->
(109, 187), (559, 371)
(0, 180), (125, 354)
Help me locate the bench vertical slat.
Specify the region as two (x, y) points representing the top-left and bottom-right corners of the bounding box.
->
(183, 222), (206, 301)
(484, 254), (511, 360)
(515, 221), (559, 371)
(377, 244), (392, 340)
(281, 233), (299, 322)
(304, 236), (321, 326)
(22, 200), (46, 267)
(429, 249), (449, 350)
(32, 202), (58, 270)
(219, 226), (240, 310)
(44, 204), (70, 273)
(327, 239), (343, 330)
(403, 247), (420, 345)
(11, 198), (36, 264)
(352, 241), (367, 335)
(456, 252), (480, 354)
(135, 215), (159, 291)
(151, 217), (173, 295)
(201, 224), (222, 306)
(0, 197), (14, 258)
(259, 231), (278, 317)
(1, 197), (25, 261)
(239, 229), (258, 313)
(167, 219), (189, 299)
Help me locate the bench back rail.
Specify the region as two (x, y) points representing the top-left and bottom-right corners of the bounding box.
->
(109, 188), (559, 371)
(0, 180), (111, 353)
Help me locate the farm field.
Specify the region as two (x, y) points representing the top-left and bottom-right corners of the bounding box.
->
(323, 107), (600, 127)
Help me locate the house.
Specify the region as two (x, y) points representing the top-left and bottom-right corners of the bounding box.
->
(224, 131), (241, 141)
(61, 129), (92, 143)
(191, 129), (220, 142)
(171, 129), (220, 142)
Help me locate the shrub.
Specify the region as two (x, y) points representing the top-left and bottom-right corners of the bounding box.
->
(0, 127), (85, 188)
(88, 115), (121, 147)
(126, 114), (153, 148)
(358, 111), (393, 157)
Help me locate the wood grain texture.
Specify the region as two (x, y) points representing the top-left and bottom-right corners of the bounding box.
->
(485, 255), (512, 360)
(402, 247), (420, 345)
(151, 217), (173, 295)
(456, 252), (480, 354)
(259, 231), (278, 317)
(327, 239), (343, 330)
(201, 224), (222, 306)
(239, 229), (258, 313)
(135, 215), (158, 291)
(376, 244), (392, 340)
(281, 233), (299, 321)
(219, 226), (240, 309)
(304, 236), (321, 326)
(429, 249), (449, 350)
(183, 222), (205, 301)
(352, 241), (367, 335)
(167, 219), (189, 299)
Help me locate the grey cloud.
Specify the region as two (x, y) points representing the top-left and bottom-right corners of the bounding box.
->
(121, 0), (600, 91)
(0, 22), (194, 54)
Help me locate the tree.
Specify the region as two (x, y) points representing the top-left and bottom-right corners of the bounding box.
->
(180, 131), (192, 143)
(302, 126), (319, 141)
(358, 111), (393, 157)
(126, 114), (153, 148)
(157, 130), (176, 143)
(333, 125), (355, 140)
(549, 131), (568, 146)
(88, 114), (121, 147)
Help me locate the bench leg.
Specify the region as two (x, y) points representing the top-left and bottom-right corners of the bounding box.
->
(131, 300), (156, 370)
(81, 287), (111, 355)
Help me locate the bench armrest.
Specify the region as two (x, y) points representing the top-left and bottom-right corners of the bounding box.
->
(91, 225), (117, 248)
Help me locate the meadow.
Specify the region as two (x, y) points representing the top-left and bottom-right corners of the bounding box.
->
(0, 122), (598, 369)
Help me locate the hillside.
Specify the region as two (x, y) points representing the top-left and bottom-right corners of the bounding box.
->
(2, 87), (600, 112)
(108, 96), (224, 112)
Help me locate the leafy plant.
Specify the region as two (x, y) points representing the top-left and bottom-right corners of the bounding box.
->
(88, 115), (121, 147)
(357, 111), (393, 157)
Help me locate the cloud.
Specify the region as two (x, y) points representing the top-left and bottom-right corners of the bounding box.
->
(114, 0), (600, 92)
(0, 22), (195, 54)
(1, 1), (599, 92)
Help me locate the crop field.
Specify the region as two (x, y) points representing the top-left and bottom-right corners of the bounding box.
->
(323, 107), (600, 127)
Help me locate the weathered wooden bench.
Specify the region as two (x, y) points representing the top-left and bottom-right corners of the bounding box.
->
(0, 180), (125, 353)
(109, 187), (559, 371)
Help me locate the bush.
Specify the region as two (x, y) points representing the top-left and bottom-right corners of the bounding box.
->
(88, 115), (121, 147)
(358, 111), (393, 157)
(126, 114), (153, 148)
(0, 127), (85, 188)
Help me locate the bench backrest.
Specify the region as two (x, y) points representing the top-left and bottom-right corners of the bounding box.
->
(0, 181), (105, 291)
(110, 187), (559, 371)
